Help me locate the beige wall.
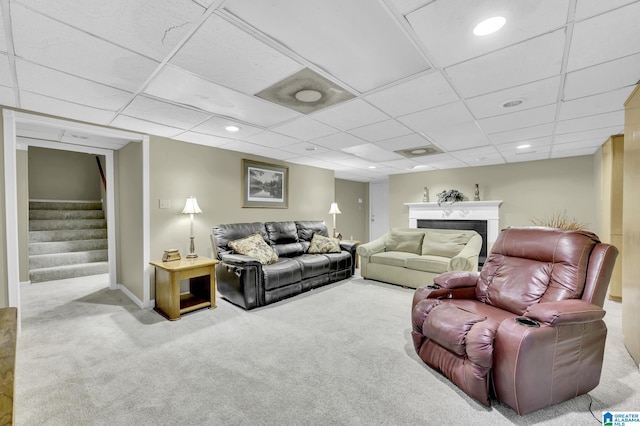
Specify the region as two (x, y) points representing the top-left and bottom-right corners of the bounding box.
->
(28, 147), (102, 200)
(334, 179), (368, 242)
(389, 155), (600, 235)
(148, 135), (336, 260)
(115, 142), (144, 301)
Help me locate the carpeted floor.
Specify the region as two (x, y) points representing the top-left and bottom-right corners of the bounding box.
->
(15, 273), (640, 425)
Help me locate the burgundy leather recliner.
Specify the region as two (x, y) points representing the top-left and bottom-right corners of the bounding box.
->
(411, 227), (618, 415)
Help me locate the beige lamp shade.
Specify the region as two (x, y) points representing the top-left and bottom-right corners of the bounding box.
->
(181, 196), (202, 214)
(328, 202), (342, 215)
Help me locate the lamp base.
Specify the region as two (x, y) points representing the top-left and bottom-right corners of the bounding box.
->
(186, 253), (198, 259)
(187, 236), (197, 258)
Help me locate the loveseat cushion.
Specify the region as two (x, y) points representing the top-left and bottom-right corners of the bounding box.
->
(266, 221), (299, 244)
(308, 233), (341, 253)
(405, 256), (450, 274)
(422, 231), (470, 257)
(370, 252), (421, 268)
(385, 229), (424, 254)
(228, 232), (278, 265)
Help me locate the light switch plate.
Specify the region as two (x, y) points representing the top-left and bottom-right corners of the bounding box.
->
(159, 199), (171, 209)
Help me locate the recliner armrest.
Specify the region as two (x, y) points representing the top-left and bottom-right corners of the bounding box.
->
(221, 254), (263, 269)
(524, 300), (605, 325)
(434, 271), (480, 289)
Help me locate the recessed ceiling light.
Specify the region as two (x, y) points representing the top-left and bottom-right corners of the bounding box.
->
(294, 89), (323, 103)
(410, 149), (427, 155)
(517, 144), (531, 149)
(225, 125), (240, 132)
(473, 16), (506, 36)
(368, 166), (377, 169)
(502, 99), (524, 108)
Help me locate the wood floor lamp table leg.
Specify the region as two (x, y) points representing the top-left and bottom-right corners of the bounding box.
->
(150, 257), (219, 321)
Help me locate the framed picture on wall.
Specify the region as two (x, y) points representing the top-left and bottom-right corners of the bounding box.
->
(242, 159), (288, 208)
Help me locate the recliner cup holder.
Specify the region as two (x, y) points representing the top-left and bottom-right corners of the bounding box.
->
(514, 317), (540, 328)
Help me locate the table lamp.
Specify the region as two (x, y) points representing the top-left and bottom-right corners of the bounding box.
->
(181, 196), (202, 258)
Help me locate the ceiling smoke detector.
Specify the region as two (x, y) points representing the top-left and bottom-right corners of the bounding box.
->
(395, 145), (443, 158)
(255, 68), (354, 114)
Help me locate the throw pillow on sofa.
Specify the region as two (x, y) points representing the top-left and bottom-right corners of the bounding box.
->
(385, 229), (424, 254)
(228, 232), (279, 265)
(308, 233), (341, 253)
(422, 231), (470, 257)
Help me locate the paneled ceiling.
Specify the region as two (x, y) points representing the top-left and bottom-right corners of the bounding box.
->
(1, 0), (639, 182)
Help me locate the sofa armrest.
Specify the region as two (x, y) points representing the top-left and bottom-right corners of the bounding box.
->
(448, 233), (482, 272)
(524, 300), (606, 326)
(339, 240), (358, 252)
(357, 235), (387, 257)
(221, 253), (263, 269)
(434, 271), (479, 289)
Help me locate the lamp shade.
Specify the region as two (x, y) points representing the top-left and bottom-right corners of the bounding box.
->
(181, 196), (202, 214)
(328, 202), (342, 215)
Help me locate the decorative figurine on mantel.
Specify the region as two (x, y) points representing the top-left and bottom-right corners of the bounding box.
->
(474, 184), (480, 201)
(423, 187), (430, 202)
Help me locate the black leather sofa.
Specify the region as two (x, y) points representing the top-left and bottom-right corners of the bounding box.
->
(211, 220), (357, 309)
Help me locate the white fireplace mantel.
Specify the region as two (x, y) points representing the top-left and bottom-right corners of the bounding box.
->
(404, 200), (503, 245)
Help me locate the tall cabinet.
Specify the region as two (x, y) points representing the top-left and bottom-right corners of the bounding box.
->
(623, 85), (640, 366)
(600, 134), (623, 301)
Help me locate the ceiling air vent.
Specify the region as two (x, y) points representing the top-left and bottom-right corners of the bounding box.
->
(395, 145), (443, 158)
(255, 68), (355, 114)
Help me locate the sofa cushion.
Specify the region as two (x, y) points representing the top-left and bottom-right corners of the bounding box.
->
(265, 221), (299, 244)
(371, 252), (421, 268)
(422, 231), (470, 257)
(273, 242), (306, 258)
(295, 221), (329, 242)
(308, 233), (341, 253)
(228, 232), (278, 265)
(385, 229), (424, 254)
(294, 254), (331, 279)
(212, 222), (267, 257)
(405, 256), (450, 274)
(262, 258), (303, 290)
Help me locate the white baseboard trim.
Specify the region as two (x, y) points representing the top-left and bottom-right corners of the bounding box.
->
(20, 280), (31, 287)
(116, 283), (146, 309)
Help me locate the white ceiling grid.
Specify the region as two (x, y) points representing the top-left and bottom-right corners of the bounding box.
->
(1, 0), (638, 181)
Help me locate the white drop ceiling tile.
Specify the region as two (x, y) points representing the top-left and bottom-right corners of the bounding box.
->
(271, 117), (339, 141)
(559, 87), (631, 121)
(313, 99), (390, 131)
(554, 138), (607, 152)
(280, 142), (329, 156)
(446, 30), (565, 98)
(428, 158), (468, 170)
(170, 14), (303, 94)
(465, 155), (506, 167)
(342, 143), (405, 162)
(478, 104), (556, 134)
(451, 145), (500, 160)
(242, 130), (298, 148)
(374, 133), (432, 151)
(0, 54), (12, 86)
(564, 53), (640, 100)
(556, 111), (624, 134)
(503, 149), (552, 163)
(110, 115), (183, 138)
(224, 0), (429, 93)
(348, 120), (413, 143)
(333, 171), (369, 182)
(0, 86), (14, 107)
(426, 122), (490, 151)
(20, 92), (116, 125)
(122, 96), (210, 130)
(364, 72), (458, 117)
(310, 132), (366, 150)
(191, 116), (263, 139)
(575, 0), (637, 20)
(380, 158), (427, 171)
(407, 0), (569, 67)
(388, 0), (433, 15)
(11, 4), (159, 92)
(553, 126), (621, 144)
(17, 0), (206, 61)
(287, 157), (339, 171)
(333, 157), (383, 170)
(0, 6), (6, 53)
(568, 2), (640, 72)
(145, 65), (299, 127)
(173, 131), (234, 147)
(398, 101), (475, 133)
(551, 147), (599, 159)
(217, 140), (298, 160)
(17, 60), (132, 111)
(488, 123), (554, 144)
(496, 136), (552, 152)
(466, 77), (561, 119)
(310, 150), (356, 163)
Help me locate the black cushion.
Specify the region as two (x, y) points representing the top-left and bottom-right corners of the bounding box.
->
(265, 221), (299, 244)
(295, 221), (329, 241)
(212, 222), (267, 258)
(273, 242), (306, 258)
(294, 254), (331, 279)
(263, 259), (303, 290)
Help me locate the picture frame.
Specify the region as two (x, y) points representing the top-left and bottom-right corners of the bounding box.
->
(242, 159), (288, 208)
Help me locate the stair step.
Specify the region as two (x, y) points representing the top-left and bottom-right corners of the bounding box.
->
(29, 219), (107, 231)
(29, 201), (103, 211)
(29, 262), (109, 284)
(29, 239), (108, 255)
(29, 229), (107, 243)
(29, 209), (104, 220)
(29, 250), (108, 270)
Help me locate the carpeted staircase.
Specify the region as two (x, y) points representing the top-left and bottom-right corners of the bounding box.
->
(28, 201), (109, 283)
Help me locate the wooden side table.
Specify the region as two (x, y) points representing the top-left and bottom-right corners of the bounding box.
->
(150, 256), (219, 320)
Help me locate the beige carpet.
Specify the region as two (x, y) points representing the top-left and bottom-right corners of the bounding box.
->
(15, 273), (640, 425)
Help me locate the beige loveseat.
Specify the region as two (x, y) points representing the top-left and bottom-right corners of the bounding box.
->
(357, 228), (482, 288)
